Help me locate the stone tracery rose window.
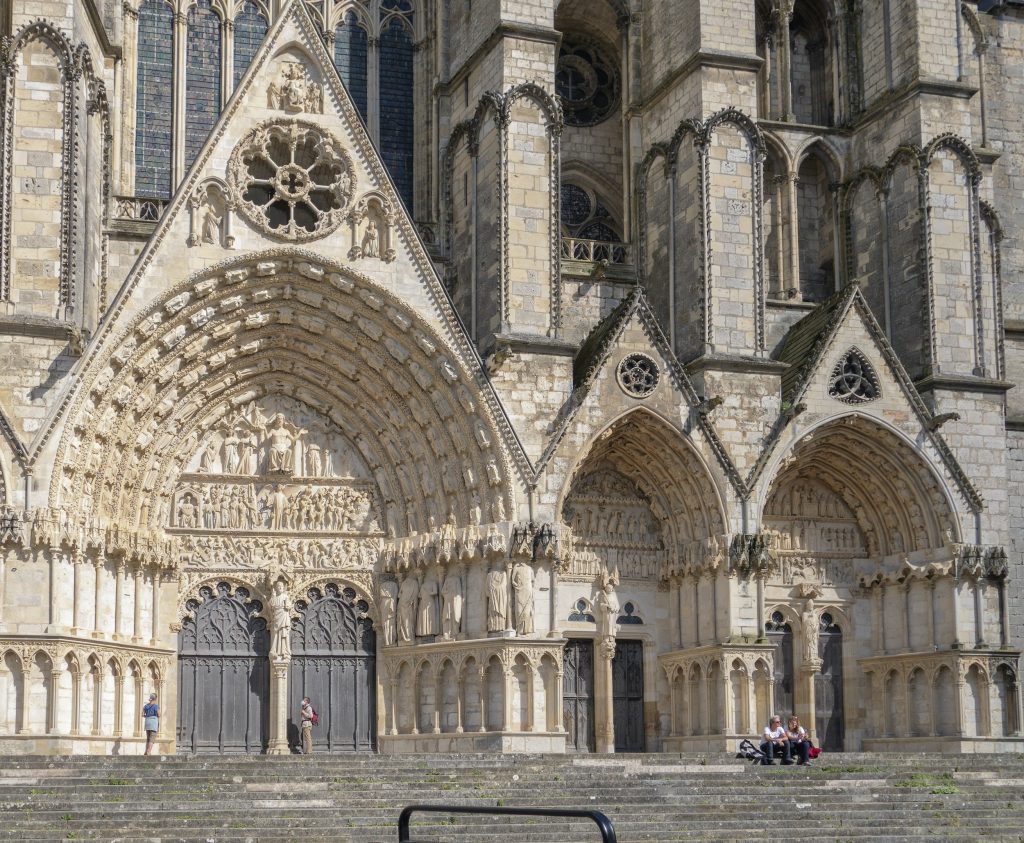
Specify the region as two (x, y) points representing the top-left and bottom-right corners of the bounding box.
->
(617, 353), (659, 398)
(556, 34), (620, 127)
(229, 119), (356, 242)
(828, 348), (880, 404)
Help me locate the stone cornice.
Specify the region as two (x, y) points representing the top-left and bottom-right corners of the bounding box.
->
(625, 51), (763, 118)
(434, 22), (562, 97)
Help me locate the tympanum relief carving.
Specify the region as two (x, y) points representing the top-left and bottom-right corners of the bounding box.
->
(763, 479), (866, 588)
(170, 398), (383, 576)
(561, 466), (665, 582)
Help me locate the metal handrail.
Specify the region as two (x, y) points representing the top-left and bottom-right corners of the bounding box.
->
(397, 805), (617, 843)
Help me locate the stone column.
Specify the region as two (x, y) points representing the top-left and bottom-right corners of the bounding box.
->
(70, 671), (82, 736)
(755, 576), (767, 643)
(774, 5), (795, 121)
(954, 670), (966, 737)
(134, 671), (144, 737)
(114, 562), (126, 641)
(367, 37), (380, 143)
(93, 560), (103, 637)
(150, 569), (161, 647)
(389, 676), (399, 735)
(502, 667), (513, 732)
(16, 658), (30, 734)
(455, 672), (464, 734)
(595, 636), (616, 753)
(172, 11), (188, 185)
(432, 668), (442, 735)
(553, 669), (565, 733)
(477, 667), (488, 733)
(974, 578), (987, 648)
(71, 552), (83, 635)
(668, 672), (678, 737)
(221, 18), (234, 107)
(49, 669), (62, 734)
(267, 656), (290, 755)
(719, 661), (732, 735)
(786, 174), (800, 297)
(113, 673), (124, 737)
(926, 580), (937, 651)
(133, 565), (143, 647)
(901, 582), (912, 653)
(998, 576), (1010, 649)
(527, 665), (538, 732)
(91, 667), (102, 736)
(951, 578), (964, 649)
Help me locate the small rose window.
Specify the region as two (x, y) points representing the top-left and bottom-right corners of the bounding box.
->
(617, 353), (659, 398)
(229, 120), (356, 242)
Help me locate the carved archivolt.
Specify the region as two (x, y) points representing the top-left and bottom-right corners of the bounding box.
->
(762, 416), (957, 557)
(51, 252), (512, 547)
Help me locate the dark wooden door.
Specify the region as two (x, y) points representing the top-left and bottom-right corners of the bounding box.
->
(177, 582), (269, 754)
(815, 613), (844, 750)
(563, 639), (595, 752)
(612, 639), (644, 752)
(766, 611), (794, 719)
(288, 583), (376, 753)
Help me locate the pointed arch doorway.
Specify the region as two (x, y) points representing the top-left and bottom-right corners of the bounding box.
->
(287, 583), (377, 753)
(177, 582), (270, 754)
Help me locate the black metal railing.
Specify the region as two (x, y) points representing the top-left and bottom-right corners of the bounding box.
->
(397, 805), (617, 843)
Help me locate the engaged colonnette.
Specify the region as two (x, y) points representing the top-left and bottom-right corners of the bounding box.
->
(0, 0), (1022, 756)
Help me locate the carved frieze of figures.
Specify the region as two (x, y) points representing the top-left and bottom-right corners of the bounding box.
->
(172, 481), (379, 534)
(267, 60), (323, 114)
(176, 533), (380, 572)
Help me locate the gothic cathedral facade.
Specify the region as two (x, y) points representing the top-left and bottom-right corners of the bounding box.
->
(0, 0), (1022, 755)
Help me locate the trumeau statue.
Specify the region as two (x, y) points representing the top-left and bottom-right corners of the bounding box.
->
(802, 598), (819, 664)
(486, 565), (509, 632)
(595, 566), (620, 639)
(269, 579), (292, 658)
(511, 560), (535, 635)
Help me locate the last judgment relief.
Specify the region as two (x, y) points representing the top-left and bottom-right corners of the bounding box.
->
(170, 397), (383, 571)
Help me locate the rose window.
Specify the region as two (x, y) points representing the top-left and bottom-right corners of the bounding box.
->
(617, 353), (659, 398)
(229, 120), (355, 242)
(828, 348), (879, 404)
(556, 35), (620, 127)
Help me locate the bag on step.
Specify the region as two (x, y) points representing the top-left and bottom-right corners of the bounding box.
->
(737, 738), (767, 764)
(808, 745), (821, 759)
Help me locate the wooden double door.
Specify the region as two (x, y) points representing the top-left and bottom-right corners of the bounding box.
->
(563, 638), (645, 753)
(177, 583), (270, 754)
(287, 583), (377, 753)
(177, 581), (377, 754)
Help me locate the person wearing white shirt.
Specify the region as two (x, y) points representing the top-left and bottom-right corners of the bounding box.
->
(760, 715), (793, 765)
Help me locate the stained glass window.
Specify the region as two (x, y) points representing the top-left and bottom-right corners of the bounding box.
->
(135, 0), (174, 197)
(234, 1), (268, 89)
(379, 16), (414, 208)
(334, 11), (368, 120)
(185, 0), (222, 171)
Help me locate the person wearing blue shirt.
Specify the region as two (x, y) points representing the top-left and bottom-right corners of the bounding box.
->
(142, 694), (159, 756)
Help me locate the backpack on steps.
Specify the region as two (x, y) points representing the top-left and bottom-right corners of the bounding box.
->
(737, 738), (766, 764)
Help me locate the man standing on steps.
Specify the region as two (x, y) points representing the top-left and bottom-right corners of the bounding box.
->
(300, 697), (314, 755)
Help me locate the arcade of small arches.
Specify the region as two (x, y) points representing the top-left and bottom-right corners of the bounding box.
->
(0, 644), (168, 751)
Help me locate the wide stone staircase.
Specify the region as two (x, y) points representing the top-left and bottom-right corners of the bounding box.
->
(2, 752), (1024, 843)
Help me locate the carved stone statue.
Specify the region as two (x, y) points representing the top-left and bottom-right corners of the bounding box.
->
(201, 203), (222, 245)
(378, 579), (398, 647)
(362, 220), (380, 258)
(267, 414), (295, 474)
(486, 565), (508, 632)
(802, 598), (819, 664)
(199, 441), (218, 473)
(440, 567), (463, 639)
(417, 570), (440, 637)
(595, 567), (619, 639)
(306, 441), (322, 478)
(511, 561), (534, 635)
(269, 579), (292, 658)
(223, 431), (240, 474)
(397, 574), (418, 643)
(177, 494), (198, 529)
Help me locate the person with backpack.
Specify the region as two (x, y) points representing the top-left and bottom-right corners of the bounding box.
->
(300, 697), (315, 755)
